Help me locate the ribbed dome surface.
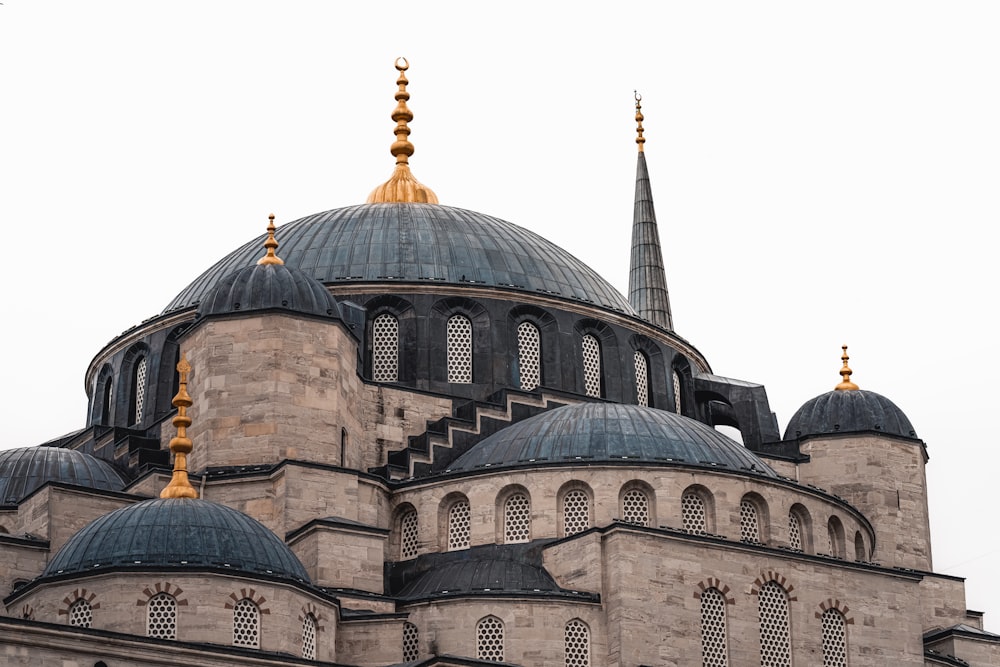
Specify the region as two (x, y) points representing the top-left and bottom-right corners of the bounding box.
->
(448, 403), (776, 476)
(43, 498), (310, 582)
(398, 557), (561, 599)
(0, 447), (127, 505)
(166, 204), (635, 314)
(197, 262), (341, 319)
(784, 389), (917, 440)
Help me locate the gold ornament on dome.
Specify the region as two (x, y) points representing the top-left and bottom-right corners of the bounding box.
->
(257, 214), (284, 266)
(161, 354), (199, 499)
(835, 345), (860, 391)
(635, 91), (645, 152)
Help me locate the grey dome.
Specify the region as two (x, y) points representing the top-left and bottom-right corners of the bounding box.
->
(167, 204), (635, 315)
(448, 403), (776, 476)
(0, 447), (127, 505)
(398, 557), (561, 600)
(197, 261), (341, 319)
(784, 389), (917, 440)
(42, 498), (309, 583)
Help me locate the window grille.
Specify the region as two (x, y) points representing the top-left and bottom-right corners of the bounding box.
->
(788, 512), (802, 551)
(448, 500), (471, 550)
(302, 613), (317, 660)
(400, 509), (420, 559)
(68, 599), (92, 628)
(403, 621), (420, 662)
(477, 616), (504, 662)
(563, 489), (591, 536)
(565, 619), (591, 667)
(504, 493), (531, 543)
(147, 593), (177, 640)
(758, 582), (791, 667)
(621, 488), (649, 526)
(372, 314), (399, 382)
(681, 492), (707, 534)
(672, 370), (682, 414)
(101, 380), (113, 424)
(740, 500), (760, 543)
(700, 588), (729, 667)
(821, 608), (847, 667)
(517, 321), (541, 391)
(133, 356), (147, 424)
(447, 315), (473, 383)
(634, 351), (649, 407)
(233, 598), (260, 648)
(581, 334), (601, 397)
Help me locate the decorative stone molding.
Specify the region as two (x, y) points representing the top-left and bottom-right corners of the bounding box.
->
(693, 578), (735, 605)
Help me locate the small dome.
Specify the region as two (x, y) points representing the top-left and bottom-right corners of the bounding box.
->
(0, 447), (127, 504)
(197, 262), (342, 319)
(42, 498), (310, 583)
(447, 403), (776, 476)
(784, 389), (917, 440)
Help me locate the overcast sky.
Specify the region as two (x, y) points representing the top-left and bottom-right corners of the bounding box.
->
(2, 1), (998, 628)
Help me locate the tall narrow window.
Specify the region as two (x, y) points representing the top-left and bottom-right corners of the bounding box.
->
(233, 598), (260, 648)
(821, 608), (847, 667)
(517, 321), (541, 391)
(621, 488), (649, 526)
(504, 493), (531, 543)
(68, 598), (93, 628)
(101, 379), (113, 425)
(828, 516), (845, 559)
(447, 315), (473, 383)
(672, 369), (683, 414)
(581, 334), (601, 397)
(740, 499), (761, 543)
(372, 313), (399, 382)
(340, 428), (348, 466)
(477, 615), (505, 662)
(448, 499), (471, 551)
(400, 509), (420, 559)
(565, 619), (591, 667)
(147, 593), (177, 640)
(563, 489), (591, 536)
(403, 621), (420, 662)
(758, 582), (791, 667)
(302, 613), (317, 660)
(132, 355), (148, 424)
(788, 512), (802, 551)
(854, 531), (866, 561)
(700, 588), (729, 667)
(634, 351), (649, 407)
(681, 492), (707, 534)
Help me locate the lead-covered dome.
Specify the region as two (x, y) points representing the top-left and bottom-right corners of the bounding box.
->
(447, 402), (777, 476)
(784, 389), (917, 440)
(0, 446), (127, 505)
(197, 261), (342, 319)
(166, 204), (636, 315)
(42, 498), (310, 583)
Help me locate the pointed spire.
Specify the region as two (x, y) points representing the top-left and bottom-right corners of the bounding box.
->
(366, 57), (439, 204)
(835, 345), (860, 391)
(161, 353), (198, 499)
(628, 92), (673, 330)
(257, 214), (284, 266)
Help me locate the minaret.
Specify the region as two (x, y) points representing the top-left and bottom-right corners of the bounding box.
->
(628, 93), (673, 331)
(160, 353), (198, 499)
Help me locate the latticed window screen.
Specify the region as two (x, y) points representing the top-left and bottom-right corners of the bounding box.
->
(821, 608), (848, 667)
(447, 315), (473, 383)
(565, 619), (591, 667)
(758, 582), (792, 667)
(147, 593), (177, 639)
(517, 321), (541, 391)
(233, 598), (260, 648)
(504, 493), (531, 543)
(621, 489), (649, 526)
(302, 613), (317, 660)
(400, 509), (420, 559)
(563, 489), (591, 536)
(740, 500), (761, 543)
(682, 492), (707, 534)
(448, 500), (471, 550)
(581, 334), (601, 397)
(403, 621), (420, 662)
(68, 599), (92, 628)
(372, 314), (399, 382)
(672, 370), (682, 413)
(788, 512), (802, 551)
(634, 351), (649, 407)
(133, 356), (148, 423)
(700, 588), (729, 667)
(477, 616), (505, 662)
(101, 380), (113, 424)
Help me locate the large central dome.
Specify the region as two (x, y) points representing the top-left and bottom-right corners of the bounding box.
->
(165, 204), (636, 314)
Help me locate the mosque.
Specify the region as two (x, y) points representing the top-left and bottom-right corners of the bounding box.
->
(0, 59), (997, 667)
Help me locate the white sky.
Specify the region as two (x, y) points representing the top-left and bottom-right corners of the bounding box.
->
(2, 0), (998, 629)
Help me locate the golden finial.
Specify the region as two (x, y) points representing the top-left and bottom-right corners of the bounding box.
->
(634, 91), (645, 152)
(835, 345), (860, 391)
(366, 57), (439, 204)
(257, 214), (284, 266)
(161, 353), (198, 499)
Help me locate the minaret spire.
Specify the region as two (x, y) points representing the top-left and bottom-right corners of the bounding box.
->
(160, 353), (198, 499)
(628, 92), (673, 330)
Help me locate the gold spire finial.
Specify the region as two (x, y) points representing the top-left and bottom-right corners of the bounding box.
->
(366, 57), (439, 204)
(835, 345), (860, 391)
(257, 213), (284, 266)
(635, 91), (645, 152)
(161, 353), (198, 499)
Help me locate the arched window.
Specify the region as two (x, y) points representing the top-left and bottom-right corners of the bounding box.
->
(581, 334), (601, 397)
(447, 315), (473, 383)
(504, 492), (531, 543)
(100, 378), (113, 425)
(788, 504), (812, 553)
(68, 598), (93, 628)
(302, 613), (317, 660)
(372, 313), (399, 382)
(400, 508), (420, 559)
(477, 615), (505, 662)
(788, 511), (802, 551)
(620, 488), (649, 526)
(740, 498), (761, 543)
(131, 355), (148, 425)
(700, 587), (729, 666)
(821, 608), (848, 667)
(340, 427), (348, 466)
(233, 598), (260, 648)
(634, 351), (649, 407)
(828, 516), (846, 559)
(681, 491), (707, 534)
(565, 618), (591, 667)
(147, 592), (177, 639)
(403, 621), (419, 662)
(758, 581), (791, 667)
(854, 531), (866, 561)
(448, 499), (471, 551)
(672, 369), (683, 414)
(517, 321), (541, 391)
(563, 488), (591, 536)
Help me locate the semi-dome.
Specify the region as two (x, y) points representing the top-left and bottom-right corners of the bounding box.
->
(398, 556), (561, 600)
(42, 498), (310, 583)
(197, 261), (342, 319)
(166, 204), (636, 315)
(0, 446), (128, 505)
(447, 402), (777, 476)
(784, 389), (917, 440)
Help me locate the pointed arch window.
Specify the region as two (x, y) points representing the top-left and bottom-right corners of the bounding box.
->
(788, 511), (802, 551)
(100, 378), (113, 425)
(131, 355), (148, 425)
(740, 499), (761, 543)
(147, 593), (177, 640)
(821, 608), (848, 667)
(758, 581), (791, 667)
(672, 369), (683, 414)
(400, 508), (420, 559)
(447, 315), (473, 383)
(448, 499), (471, 551)
(302, 613), (317, 660)
(565, 619), (591, 667)
(621, 488), (649, 526)
(68, 598), (93, 628)
(634, 351), (650, 406)
(517, 321), (541, 391)
(854, 531), (866, 561)
(563, 488), (591, 536)
(581, 334), (601, 397)
(403, 621), (419, 662)
(233, 598), (260, 648)
(828, 516), (846, 559)
(700, 587), (729, 666)
(477, 615), (505, 662)
(372, 313), (399, 382)
(503, 492), (531, 543)
(681, 491), (707, 534)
